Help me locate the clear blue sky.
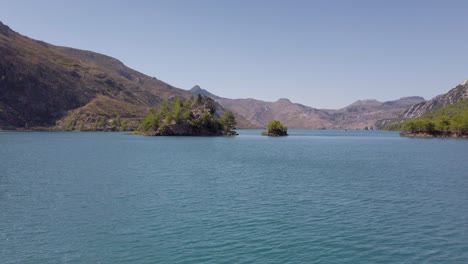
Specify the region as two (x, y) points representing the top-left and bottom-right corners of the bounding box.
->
(1, 0), (468, 108)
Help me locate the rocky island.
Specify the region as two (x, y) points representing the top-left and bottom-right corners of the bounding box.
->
(138, 95), (237, 136)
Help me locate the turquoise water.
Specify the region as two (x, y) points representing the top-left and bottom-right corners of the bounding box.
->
(1, 130), (467, 263)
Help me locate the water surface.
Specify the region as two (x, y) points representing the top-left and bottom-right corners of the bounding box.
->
(1, 130), (467, 263)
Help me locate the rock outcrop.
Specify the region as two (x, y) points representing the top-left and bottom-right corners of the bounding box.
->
(139, 96), (238, 136)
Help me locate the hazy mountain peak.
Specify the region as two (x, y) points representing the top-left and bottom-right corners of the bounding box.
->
(0, 21), (15, 36)
(190, 85), (202, 92)
(276, 98), (292, 103)
(399, 96), (425, 101)
(189, 85), (219, 99)
(347, 99), (382, 108)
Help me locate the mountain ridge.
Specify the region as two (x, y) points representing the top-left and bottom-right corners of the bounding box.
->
(402, 81), (468, 119)
(0, 21), (256, 129)
(2, 21), (462, 131)
(190, 86), (425, 129)
(0, 21), (191, 128)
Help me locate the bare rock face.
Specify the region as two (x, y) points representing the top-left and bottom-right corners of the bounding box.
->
(401, 81), (468, 119)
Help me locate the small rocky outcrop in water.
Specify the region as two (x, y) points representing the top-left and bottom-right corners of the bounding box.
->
(138, 95), (237, 136)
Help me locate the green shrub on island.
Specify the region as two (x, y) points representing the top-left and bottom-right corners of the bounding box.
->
(263, 120), (288, 136)
(138, 96), (237, 136)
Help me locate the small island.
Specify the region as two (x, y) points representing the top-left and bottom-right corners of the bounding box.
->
(138, 95), (237, 136)
(262, 120), (288, 136)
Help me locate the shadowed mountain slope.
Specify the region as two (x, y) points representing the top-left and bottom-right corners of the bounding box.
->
(0, 22), (255, 129)
(0, 21), (190, 128)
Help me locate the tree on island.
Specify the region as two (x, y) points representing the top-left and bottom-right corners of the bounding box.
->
(220, 111), (237, 135)
(263, 120), (288, 136)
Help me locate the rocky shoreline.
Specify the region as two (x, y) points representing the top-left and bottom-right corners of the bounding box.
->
(400, 131), (468, 138)
(140, 123), (237, 136)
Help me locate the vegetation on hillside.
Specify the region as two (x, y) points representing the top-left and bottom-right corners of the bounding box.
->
(55, 113), (135, 132)
(262, 120), (288, 136)
(53, 96), (145, 131)
(0, 21), (189, 129)
(385, 99), (468, 135)
(138, 95), (237, 136)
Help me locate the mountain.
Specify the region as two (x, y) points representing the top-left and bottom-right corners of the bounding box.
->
(0, 21), (192, 129)
(377, 80), (468, 129)
(190, 85), (220, 99)
(190, 86), (335, 129)
(190, 86), (425, 129)
(385, 98), (468, 138)
(401, 80), (468, 119)
(0, 21), (433, 131)
(0, 21), (254, 130)
(330, 96), (425, 129)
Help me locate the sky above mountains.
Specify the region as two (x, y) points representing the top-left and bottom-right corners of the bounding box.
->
(1, 0), (468, 108)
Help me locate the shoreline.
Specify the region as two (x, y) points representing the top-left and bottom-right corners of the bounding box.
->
(400, 131), (468, 138)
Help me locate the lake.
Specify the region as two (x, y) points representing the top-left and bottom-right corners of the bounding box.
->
(1, 130), (467, 263)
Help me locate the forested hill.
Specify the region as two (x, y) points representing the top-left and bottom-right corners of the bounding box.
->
(385, 99), (468, 137)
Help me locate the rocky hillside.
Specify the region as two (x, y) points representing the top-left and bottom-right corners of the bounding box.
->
(330, 96), (425, 129)
(401, 80), (468, 119)
(0, 21), (192, 128)
(0, 22), (255, 130)
(191, 86), (335, 129)
(190, 86), (425, 129)
(0, 21), (438, 131)
(377, 80), (468, 129)
(385, 98), (468, 138)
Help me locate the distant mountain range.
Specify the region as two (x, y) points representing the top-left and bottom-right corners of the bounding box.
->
(190, 85), (425, 129)
(0, 21), (466, 130)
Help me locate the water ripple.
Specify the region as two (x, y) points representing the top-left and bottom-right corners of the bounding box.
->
(0, 131), (467, 263)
